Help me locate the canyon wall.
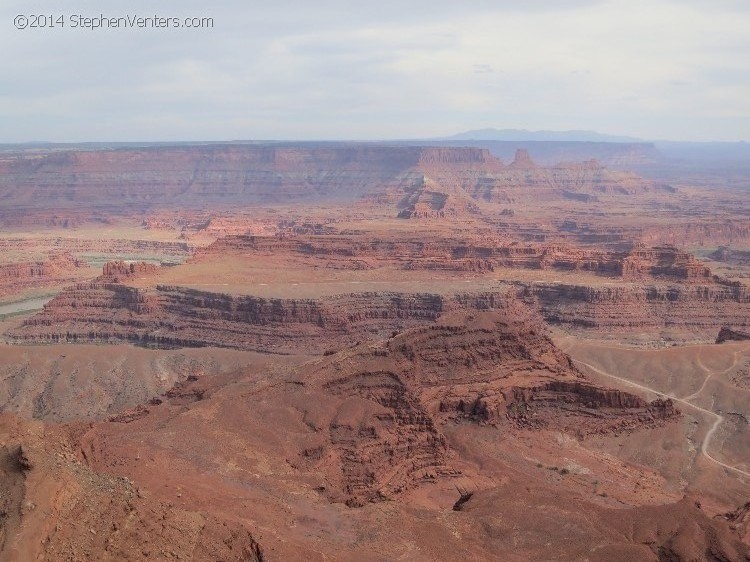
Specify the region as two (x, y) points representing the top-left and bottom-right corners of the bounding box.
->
(9, 266), (747, 350)
(526, 281), (749, 333)
(199, 235), (714, 281)
(293, 310), (679, 505)
(0, 237), (192, 261)
(0, 145), (666, 224)
(8, 280), (454, 352)
(0, 145), (498, 212)
(0, 253), (87, 299)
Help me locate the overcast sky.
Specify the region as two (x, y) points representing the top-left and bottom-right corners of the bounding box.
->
(2, 0), (748, 142)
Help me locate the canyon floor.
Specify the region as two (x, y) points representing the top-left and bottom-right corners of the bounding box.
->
(1, 142), (749, 561)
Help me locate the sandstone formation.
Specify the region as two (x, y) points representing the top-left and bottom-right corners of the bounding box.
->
(1, 140), (749, 560)
(101, 260), (159, 282)
(2, 143), (747, 259)
(285, 309), (679, 506)
(0, 144), (669, 226)
(2, 297), (748, 560)
(0, 252), (87, 299)
(0, 145), (498, 212)
(12, 277), (744, 353)
(0, 414), (264, 560)
(716, 326), (750, 344)
(9, 238), (747, 349)
(8, 276), (487, 352)
(710, 246), (750, 266)
(527, 280), (749, 334)
(416, 140), (663, 169)
(8, 307), (743, 561)
(199, 235), (714, 281)
(722, 501), (750, 545)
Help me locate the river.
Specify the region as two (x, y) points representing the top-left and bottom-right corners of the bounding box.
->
(0, 296), (53, 316)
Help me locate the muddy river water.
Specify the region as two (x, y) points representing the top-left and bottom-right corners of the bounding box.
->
(0, 296), (53, 316)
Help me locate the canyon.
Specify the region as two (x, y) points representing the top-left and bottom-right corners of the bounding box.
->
(1, 141), (749, 560)
(8, 237), (745, 351)
(0, 252), (90, 300)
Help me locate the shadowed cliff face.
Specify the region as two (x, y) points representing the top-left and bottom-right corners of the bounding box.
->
(717, 326), (750, 343)
(8, 282), (456, 352)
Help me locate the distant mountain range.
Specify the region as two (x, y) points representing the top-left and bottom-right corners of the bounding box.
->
(439, 128), (644, 143)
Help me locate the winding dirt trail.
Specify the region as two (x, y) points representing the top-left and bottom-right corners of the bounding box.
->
(571, 357), (750, 481)
(683, 348), (739, 401)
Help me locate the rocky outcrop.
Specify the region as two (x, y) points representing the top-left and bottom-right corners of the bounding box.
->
(721, 501), (750, 544)
(101, 260), (159, 281)
(0, 414), (264, 561)
(621, 246), (712, 280)
(716, 326), (750, 344)
(0, 252), (87, 298)
(509, 148), (537, 168)
(0, 144), (666, 226)
(198, 235), (716, 282)
(295, 309), (678, 506)
(9, 244), (747, 348)
(8, 265), (476, 351)
(320, 369), (454, 506)
(502, 381), (677, 434)
(0, 253), (84, 281)
(417, 140), (663, 169)
(526, 281), (750, 334)
(710, 246), (750, 266)
(462, 159), (657, 204)
(395, 175), (482, 220)
(11, 285), (529, 353)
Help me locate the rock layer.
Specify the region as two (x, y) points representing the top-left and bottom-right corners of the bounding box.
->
(8, 279), (472, 352)
(0, 144), (665, 223)
(716, 326), (750, 344)
(0, 252), (87, 299)
(527, 281), (749, 333)
(200, 235), (713, 281)
(0, 414), (264, 560)
(8, 246), (748, 349)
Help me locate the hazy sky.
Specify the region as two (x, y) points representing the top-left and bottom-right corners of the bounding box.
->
(2, 0), (748, 142)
